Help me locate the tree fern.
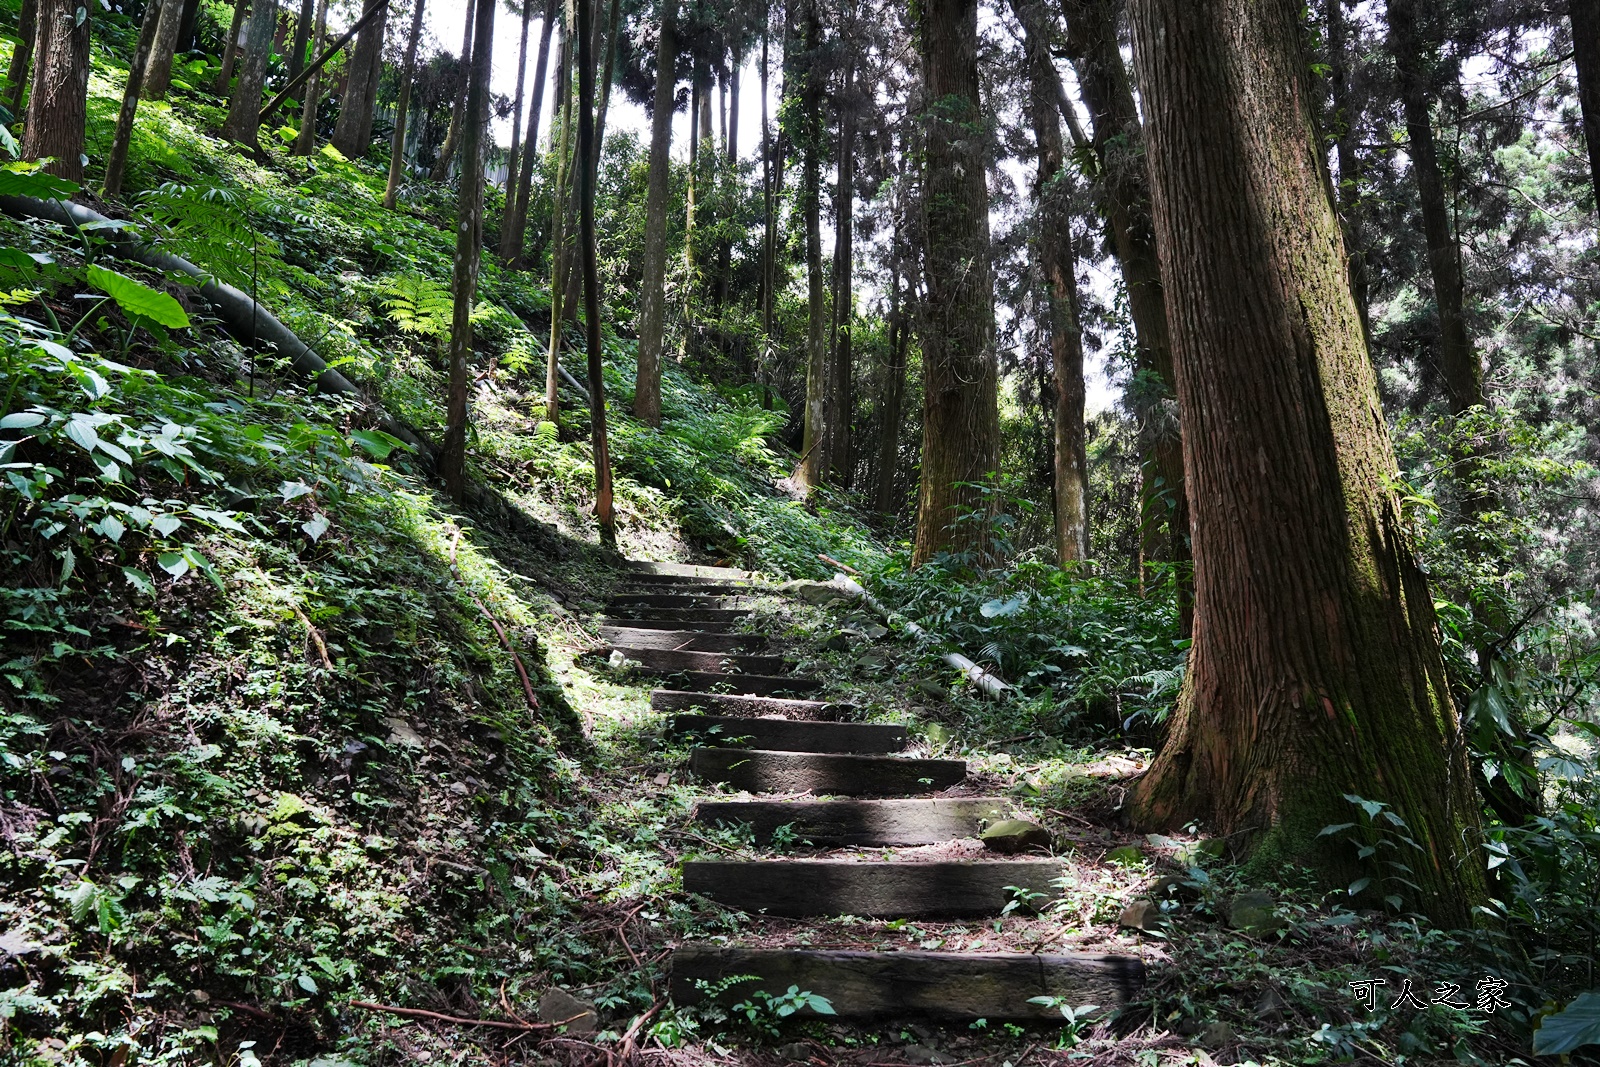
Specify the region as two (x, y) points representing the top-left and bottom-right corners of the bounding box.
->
(379, 273), (453, 341)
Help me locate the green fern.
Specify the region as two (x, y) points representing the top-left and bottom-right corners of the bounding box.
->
(379, 273), (453, 341)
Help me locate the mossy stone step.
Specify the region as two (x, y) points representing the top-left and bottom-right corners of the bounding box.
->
(599, 627), (768, 652)
(625, 561), (753, 580)
(681, 858), (1065, 917)
(650, 690), (854, 719)
(601, 607), (753, 624)
(603, 617), (744, 633)
(689, 747), (965, 794)
(615, 581), (761, 596)
(610, 646), (793, 676)
(671, 671), (823, 696)
(607, 593), (757, 610)
(668, 715), (905, 754)
(693, 797), (1011, 846)
(669, 945), (1144, 1020)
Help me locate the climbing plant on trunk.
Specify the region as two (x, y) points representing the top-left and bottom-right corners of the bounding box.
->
(1125, 0), (1486, 926)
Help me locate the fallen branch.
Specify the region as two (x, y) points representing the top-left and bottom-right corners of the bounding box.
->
(617, 1000), (662, 1064)
(816, 552), (860, 576)
(349, 1000), (558, 1032)
(828, 574), (1010, 697)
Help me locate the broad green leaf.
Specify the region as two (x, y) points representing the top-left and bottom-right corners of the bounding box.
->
(63, 418), (99, 453)
(0, 168), (80, 199)
(151, 513), (182, 536)
(302, 514), (330, 542)
(158, 551), (190, 578)
(0, 411), (45, 429)
(86, 265), (191, 329)
(349, 428), (408, 460)
(1534, 991), (1600, 1056)
(279, 480), (314, 501)
(121, 566), (155, 595)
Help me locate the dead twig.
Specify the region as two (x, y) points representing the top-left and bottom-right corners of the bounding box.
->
(289, 602), (333, 669)
(617, 1000), (662, 1064)
(349, 1000), (579, 1032)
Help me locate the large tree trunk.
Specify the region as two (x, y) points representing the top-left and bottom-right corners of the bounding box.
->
(794, 0), (829, 492)
(442, 0), (495, 504)
(759, 16), (775, 408)
(1015, 0), (1088, 563)
(140, 0), (186, 100)
(215, 0), (248, 94)
(1571, 0), (1600, 225)
(1326, 0), (1370, 340)
(286, 0), (315, 88)
(292, 0), (328, 155)
(176, 0), (201, 52)
(4, 0), (39, 113)
(1125, 0), (1485, 926)
(911, 0), (1000, 563)
(506, 0), (557, 265)
(1386, 0), (1484, 418)
(633, 0), (676, 426)
(221, 0), (277, 148)
(499, 0), (535, 238)
(575, 0), (614, 545)
(330, 0), (389, 157)
(22, 0), (89, 182)
(828, 10), (856, 487)
(592, 0), (621, 156)
(103, 0), (167, 199)
(1061, 0), (1190, 618)
(544, 11), (575, 422)
(430, 0), (475, 181)
(383, 0), (426, 209)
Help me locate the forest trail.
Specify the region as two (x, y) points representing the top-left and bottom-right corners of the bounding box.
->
(601, 562), (1146, 1025)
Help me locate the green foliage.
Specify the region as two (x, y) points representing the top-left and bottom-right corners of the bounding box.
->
(1534, 991), (1600, 1057)
(84, 265), (190, 329)
(379, 272), (453, 340)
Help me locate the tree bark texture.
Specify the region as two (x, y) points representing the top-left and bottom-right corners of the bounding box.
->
(506, 0), (557, 265)
(1125, 0), (1485, 926)
(1570, 0), (1600, 227)
(330, 0), (389, 157)
(829, 9), (857, 486)
(430, 0), (475, 181)
(383, 0), (426, 209)
(875, 248), (907, 515)
(443, 0), (495, 504)
(215, 0), (248, 95)
(141, 0), (186, 100)
(795, 0), (829, 492)
(1015, 0), (1088, 563)
(176, 0), (201, 53)
(1326, 0), (1370, 340)
(222, 0), (276, 148)
(576, 0), (614, 545)
(544, 14), (575, 422)
(1061, 0), (1189, 600)
(499, 0), (535, 237)
(911, 0), (1000, 564)
(292, 0), (328, 155)
(4, 0), (39, 113)
(287, 0), (315, 88)
(22, 0), (89, 182)
(103, 0), (166, 199)
(633, 0), (676, 427)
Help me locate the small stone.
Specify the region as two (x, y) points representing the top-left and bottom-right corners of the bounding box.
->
(1227, 890), (1286, 935)
(902, 1044), (956, 1065)
(1255, 986), (1288, 1021)
(652, 773), (670, 786)
(780, 579), (850, 605)
(1199, 1021), (1236, 1048)
(1105, 845), (1146, 867)
(979, 819), (1052, 854)
(537, 988), (598, 1033)
(608, 649), (628, 669)
(384, 717), (423, 748)
(0, 929), (42, 958)
(448, 781), (469, 796)
(821, 634), (851, 652)
(775, 1042), (812, 1063)
(1118, 898), (1157, 930)
(865, 623), (889, 639)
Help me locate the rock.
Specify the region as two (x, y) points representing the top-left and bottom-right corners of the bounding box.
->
(1255, 986), (1288, 1021)
(1150, 874), (1200, 902)
(1227, 890), (1286, 935)
(902, 1044), (956, 1065)
(781, 579), (850, 605)
(608, 649), (628, 669)
(978, 819), (1052, 854)
(775, 1042), (813, 1063)
(865, 623), (890, 639)
(1199, 1021), (1236, 1048)
(384, 717), (423, 748)
(1105, 845), (1146, 867)
(821, 633), (851, 652)
(1118, 898), (1158, 931)
(537, 988), (598, 1033)
(0, 929), (42, 958)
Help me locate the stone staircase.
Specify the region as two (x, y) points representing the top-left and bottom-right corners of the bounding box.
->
(603, 560), (1146, 1024)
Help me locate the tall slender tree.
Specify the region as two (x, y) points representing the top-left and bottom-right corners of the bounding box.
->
(3, 0), (39, 114)
(331, 0), (390, 157)
(1125, 0), (1485, 926)
(911, 0), (1000, 562)
(1014, 0), (1088, 562)
(286, 0), (316, 87)
(103, 0), (167, 199)
(430, 3), (476, 180)
(828, 2), (858, 486)
(633, 0), (678, 427)
(575, 0), (615, 545)
(221, 0), (277, 148)
(500, 0), (536, 233)
(442, 0), (496, 503)
(505, 0), (558, 264)
(383, 0), (427, 209)
(140, 0), (187, 100)
(292, 0), (329, 155)
(544, 8), (577, 422)
(1570, 0), (1600, 221)
(22, 0), (90, 182)
(794, 0), (830, 492)
(214, 1), (248, 94)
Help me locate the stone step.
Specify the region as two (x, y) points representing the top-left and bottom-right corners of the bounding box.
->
(670, 946), (1144, 1021)
(611, 647), (793, 676)
(672, 672), (823, 696)
(690, 748), (965, 795)
(601, 607), (753, 624)
(651, 690), (854, 720)
(625, 561), (753, 580)
(693, 797), (1011, 846)
(602, 617), (744, 633)
(600, 627), (768, 652)
(681, 859), (1065, 917)
(615, 581), (761, 596)
(607, 593), (756, 610)
(669, 715), (906, 754)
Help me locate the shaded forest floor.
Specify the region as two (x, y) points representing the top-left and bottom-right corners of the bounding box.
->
(0, 28), (1579, 1067)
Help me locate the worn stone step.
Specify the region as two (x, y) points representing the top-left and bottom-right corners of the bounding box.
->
(612, 647), (793, 675)
(607, 593), (756, 610)
(669, 715), (905, 754)
(625, 561), (753, 580)
(601, 607), (753, 624)
(615, 581), (761, 596)
(602, 617), (743, 633)
(672, 672), (823, 696)
(693, 797), (1011, 845)
(600, 627), (768, 653)
(670, 946), (1144, 1021)
(650, 690), (853, 720)
(690, 748), (965, 795)
(681, 859), (1064, 917)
